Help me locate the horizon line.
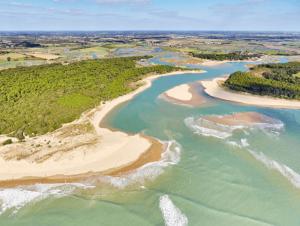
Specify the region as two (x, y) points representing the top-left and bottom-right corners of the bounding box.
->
(1, 30), (300, 33)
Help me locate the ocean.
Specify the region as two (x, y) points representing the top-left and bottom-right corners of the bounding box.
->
(1, 62), (300, 226)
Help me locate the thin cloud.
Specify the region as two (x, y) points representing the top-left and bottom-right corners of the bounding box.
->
(95, 0), (150, 4)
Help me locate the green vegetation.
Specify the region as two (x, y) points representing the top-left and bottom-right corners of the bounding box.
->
(225, 62), (300, 100)
(0, 57), (178, 136)
(191, 52), (260, 61)
(2, 139), (13, 146)
(294, 72), (300, 78)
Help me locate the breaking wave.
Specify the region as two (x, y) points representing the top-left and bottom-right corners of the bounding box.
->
(184, 115), (284, 140)
(226, 138), (300, 189)
(93, 140), (182, 189)
(226, 137), (300, 189)
(0, 140), (182, 215)
(185, 114), (300, 190)
(247, 150), (300, 188)
(159, 195), (188, 226)
(0, 183), (94, 215)
(226, 138), (250, 148)
(184, 117), (233, 139)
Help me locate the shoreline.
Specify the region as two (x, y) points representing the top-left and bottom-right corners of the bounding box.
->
(201, 77), (300, 109)
(0, 70), (204, 187)
(200, 58), (261, 66)
(0, 136), (164, 188)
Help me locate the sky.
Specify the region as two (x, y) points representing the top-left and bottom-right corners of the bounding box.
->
(0, 0), (299, 31)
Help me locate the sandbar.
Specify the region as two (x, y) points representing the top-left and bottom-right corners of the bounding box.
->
(202, 112), (278, 127)
(161, 82), (206, 107)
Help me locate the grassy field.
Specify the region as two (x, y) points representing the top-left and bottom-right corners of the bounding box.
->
(0, 53), (26, 61)
(0, 57), (178, 137)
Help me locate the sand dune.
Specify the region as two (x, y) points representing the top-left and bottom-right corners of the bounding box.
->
(0, 70), (203, 186)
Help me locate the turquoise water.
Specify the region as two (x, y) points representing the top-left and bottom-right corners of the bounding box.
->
(1, 62), (300, 226)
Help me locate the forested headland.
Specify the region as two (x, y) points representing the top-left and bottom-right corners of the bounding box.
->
(224, 62), (300, 100)
(0, 57), (178, 137)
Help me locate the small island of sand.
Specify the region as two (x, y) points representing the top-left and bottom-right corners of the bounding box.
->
(185, 111), (283, 139)
(160, 83), (206, 107)
(201, 77), (300, 109)
(202, 112), (278, 127)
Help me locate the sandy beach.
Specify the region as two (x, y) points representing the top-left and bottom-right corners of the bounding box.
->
(160, 82), (206, 107)
(202, 77), (300, 109)
(0, 70), (203, 186)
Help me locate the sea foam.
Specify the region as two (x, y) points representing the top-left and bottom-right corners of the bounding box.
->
(92, 140), (182, 189)
(226, 137), (300, 189)
(247, 150), (300, 188)
(189, 113), (300, 190)
(0, 183), (94, 215)
(184, 115), (284, 140)
(226, 138), (300, 189)
(159, 195), (188, 226)
(184, 117), (232, 139)
(0, 140), (182, 214)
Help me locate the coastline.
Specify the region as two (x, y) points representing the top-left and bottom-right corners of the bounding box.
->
(200, 57), (262, 66)
(201, 77), (300, 109)
(0, 70), (204, 187)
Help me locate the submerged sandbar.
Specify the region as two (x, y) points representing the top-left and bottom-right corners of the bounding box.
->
(202, 112), (278, 127)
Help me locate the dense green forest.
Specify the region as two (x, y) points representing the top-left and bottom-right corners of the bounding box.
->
(224, 62), (300, 99)
(0, 57), (178, 137)
(191, 52), (260, 61)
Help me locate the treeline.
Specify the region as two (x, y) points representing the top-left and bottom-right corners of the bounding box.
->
(191, 52), (260, 61)
(256, 62), (300, 84)
(0, 56), (178, 136)
(224, 62), (300, 100)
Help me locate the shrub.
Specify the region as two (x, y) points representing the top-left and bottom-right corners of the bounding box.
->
(2, 139), (13, 145)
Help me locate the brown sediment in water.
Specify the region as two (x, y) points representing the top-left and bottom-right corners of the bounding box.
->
(0, 136), (163, 188)
(202, 112), (276, 126)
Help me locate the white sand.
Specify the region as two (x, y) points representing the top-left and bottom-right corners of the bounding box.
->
(202, 77), (300, 109)
(201, 60), (227, 66)
(0, 70), (203, 182)
(165, 84), (193, 101)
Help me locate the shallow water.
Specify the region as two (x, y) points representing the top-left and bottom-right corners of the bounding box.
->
(1, 62), (300, 226)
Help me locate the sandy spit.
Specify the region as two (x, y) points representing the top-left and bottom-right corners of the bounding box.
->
(0, 70), (203, 186)
(201, 77), (300, 109)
